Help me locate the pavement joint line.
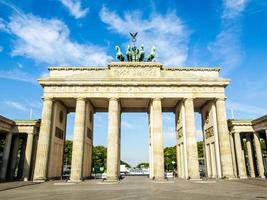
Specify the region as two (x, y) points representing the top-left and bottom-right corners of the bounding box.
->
(0, 182), (42, 192)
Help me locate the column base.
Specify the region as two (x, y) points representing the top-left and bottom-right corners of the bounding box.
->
(239, 176), (248, 179)
(152, 176), (165, 181)
(68, 179), (82, 183)
(23, 177), (29, 182)
(106, 176), (119, 182)
(33, 178), (46, 183)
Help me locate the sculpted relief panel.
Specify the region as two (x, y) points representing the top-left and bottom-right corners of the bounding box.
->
(111, 67), (160, 77)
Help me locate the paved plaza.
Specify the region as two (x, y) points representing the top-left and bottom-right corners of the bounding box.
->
(0, 176), (266, 200)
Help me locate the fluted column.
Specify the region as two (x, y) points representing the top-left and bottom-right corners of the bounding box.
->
(210, 143), (217, 178)
(107, 98), (121, 181)
(246, 134), (255, 178)
(151, 98), (164, 180)
(8, 135), (20, 179)
(176, 144), (181, 177)
(0, 133), (13, 180)
(254, 132), (265, 178)
(22, 133), (34, 181)
(180, 143), (185, 178)
(205, 144), (212, 178)
(184, 98), (199, 179)
(70, 98), (86, 182)
(215, 98), (234, 178)
(233, 133), (247, 178)
(33, 97), (53, 182)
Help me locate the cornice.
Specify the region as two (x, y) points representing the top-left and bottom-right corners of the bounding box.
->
(252, 115), (267, 125)
(108, 62), (163, 68)
(48, 67), (105, 71)
(38, 78), (229, 87)
(227, 119), (253, 127)
(164, 67), (220, 72)
(48, 65), (220, 72)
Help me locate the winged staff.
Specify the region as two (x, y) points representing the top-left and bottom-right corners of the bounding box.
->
(115, 32), (156, 62)
(130, 32), (138, 43)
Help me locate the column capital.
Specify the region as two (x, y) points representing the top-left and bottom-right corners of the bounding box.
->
(109, 97), (119, 101)
(215, 97), (227, 102)
(183, 97), (194, 102)
(76, 97), (86, 101)
(152, 98), (161, 101)
(42, 97), (53, 101)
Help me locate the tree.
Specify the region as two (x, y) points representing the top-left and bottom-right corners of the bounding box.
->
(164, 146), (176, 171)
(64, 140), (73, 165)
(136, 163), (149, 168)
(120, 160), (131, 168)
(197, 141), (204, 159)
(92, 146), (107, 172)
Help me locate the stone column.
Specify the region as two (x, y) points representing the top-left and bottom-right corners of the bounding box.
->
(233, 132), (247, 178)
(151, 98), (164, 180)
(33, 97), (54, 181)
(17, 137), (27, 179)
(176, 144), (181, 177)
(180, 143), (185, 178)
(107, 98), (121, 181)
(8, 135), (20, 179)
(0, 133), (13, 180)
(215, 98), (234, 178)
(184, 98), (199, 179)
(254, 132), (265, 178)
(205, 144), (212, 178)
(210, 143), (217, 178)
(229, 133), (237, 177)
(70, 98), (86, 182)
(22, 133), (34, 181)
(246, 134), (255, 178)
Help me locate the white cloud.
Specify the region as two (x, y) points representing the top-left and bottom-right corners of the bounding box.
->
(59, 0), (88, 19)
(196, 130), (203, 141)
(206, 0), (248, 74)
(4, 100), (28, 112)
(99, 7), (190, 66)
(121, 121), (134, 129)
(0, 18), (7, 30)
(227, 101), (267, 118)
(0, 69), (37, 84)
(207, 27), (243, 73)
(17, 63), (23, 68)
(222, 0), (248, 19)
(1, 13), (112, 66)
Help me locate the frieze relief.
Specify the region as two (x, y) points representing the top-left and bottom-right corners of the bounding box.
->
(205, 126), (214, 139)
(45, 85), (224, 94)
(111, 67), (159, 77)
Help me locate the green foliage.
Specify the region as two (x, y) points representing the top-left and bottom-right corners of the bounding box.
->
(164, 146), (176, 171)
(120, 160), (131, 168)
(136, 163), (149, 168)
(64, 140), (73, 165)
(260, 139), (267, 154)
(197, 141), (204, 158)
(163, 142), (204, 171)
(93, 145), (107, 172)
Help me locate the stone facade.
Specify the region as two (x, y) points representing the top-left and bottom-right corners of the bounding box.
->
(33, 62), (235, 181)
(228, 116), (267, 178)
(0, 115), (40, 181)
(1, 62), (266, 182)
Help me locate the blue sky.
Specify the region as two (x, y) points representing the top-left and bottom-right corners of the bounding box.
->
(0, 0), (267, 166)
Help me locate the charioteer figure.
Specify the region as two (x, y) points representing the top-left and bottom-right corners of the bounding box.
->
(115, 32), (156, 62)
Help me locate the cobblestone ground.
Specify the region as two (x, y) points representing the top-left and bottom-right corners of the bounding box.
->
(0, 176), (266, 200)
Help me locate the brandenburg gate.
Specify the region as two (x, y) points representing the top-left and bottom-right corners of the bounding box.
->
(33, 61), (235, 182)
